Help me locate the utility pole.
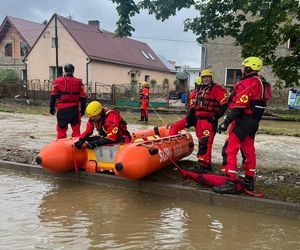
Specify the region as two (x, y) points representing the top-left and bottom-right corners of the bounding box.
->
(54, 13), (59, 77)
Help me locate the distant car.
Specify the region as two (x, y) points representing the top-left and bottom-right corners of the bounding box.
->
(169, 91), (184, 100)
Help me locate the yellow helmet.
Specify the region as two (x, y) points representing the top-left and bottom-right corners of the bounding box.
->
(194, 76), (202, 86)
(86, 101), (102, 117)
(142, 81), (149, 87)
(201, 69), (213, 78)
(242, 57), (263, 71)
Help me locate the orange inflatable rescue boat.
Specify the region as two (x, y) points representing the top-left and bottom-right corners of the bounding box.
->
(36, 126), (194, 179)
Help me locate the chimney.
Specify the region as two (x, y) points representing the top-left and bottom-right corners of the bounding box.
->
(168, 60), (176, 67)
(88, 20), (100, 29)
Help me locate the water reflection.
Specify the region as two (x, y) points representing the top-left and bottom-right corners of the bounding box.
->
(0, 170), (299, 250)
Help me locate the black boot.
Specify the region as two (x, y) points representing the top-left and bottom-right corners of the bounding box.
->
(213, 180), (241, 194)
(139, 116), (144, 122)
(190, 161), (212, 174)
(144, 117), (148, 124)
(243, 176), (254, 191)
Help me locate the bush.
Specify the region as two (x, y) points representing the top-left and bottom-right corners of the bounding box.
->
(163, 78), (169, 90)
(150, 79), (157, 88)
(0, 69), (19, 82)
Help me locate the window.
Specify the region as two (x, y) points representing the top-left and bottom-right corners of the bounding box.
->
(288, 35), (300, 49)
(49, 66), (63, 81)
(145, 75), (150, 82)
(225, 69), (242, 87)
(130, 73), (136, 79)
(141, 50), (150, 59)
(148, 52), (155, 60)
(259, 2), (270, 17)
(51, 37), (58, 48)
(5, 43), (12, 57)
(21, 69), (27, 81)
(20, 43), (25, 56)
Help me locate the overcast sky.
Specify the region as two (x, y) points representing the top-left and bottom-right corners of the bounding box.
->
(1, 0), (201, 67)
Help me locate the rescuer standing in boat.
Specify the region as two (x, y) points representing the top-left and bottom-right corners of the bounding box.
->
(189, 69), (228, 174)
(139, 81), (150, 123)
(74, 101), (131, 149)
(50, 64), (86, 139)
(168, 76), (202, 135)
(214, 57), (272, 194)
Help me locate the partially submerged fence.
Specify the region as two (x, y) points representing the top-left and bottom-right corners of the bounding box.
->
(0, 80), (290, 110)
(0, 81), (170, 108)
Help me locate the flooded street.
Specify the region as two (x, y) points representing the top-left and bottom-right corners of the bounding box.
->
(1, 112), (300, 249)
(1, 112), (300, 169)
(0, 169), (299, 250)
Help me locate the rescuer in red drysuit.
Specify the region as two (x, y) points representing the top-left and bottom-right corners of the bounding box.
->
(214, 57), (272, 194)
(74, 101), (131, 149)
(50, 63), (86, 139)
(139, 81), (150, 123)
(171, 70), (229, 174)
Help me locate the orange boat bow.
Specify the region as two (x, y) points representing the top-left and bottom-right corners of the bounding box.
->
(36, 138), (87, 173)
(115, 131), (194, 179)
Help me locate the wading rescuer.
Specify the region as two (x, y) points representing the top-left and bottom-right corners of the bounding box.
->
(50, 64), (86, 139)
(74, 101), (131, 149)
(168, 76), (203, 135)
(139, 81), (150, 123)
(214, 57), (272, 194)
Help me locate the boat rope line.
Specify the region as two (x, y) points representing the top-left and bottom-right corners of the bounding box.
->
(156, 143), (184, 171)
(146, 99), (167, 126)
(72, 144), (78, 172)
(147, 99), (199, 146)
(136, 133), (190, 148)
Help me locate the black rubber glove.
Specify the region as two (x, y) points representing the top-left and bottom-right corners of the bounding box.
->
(186, 115), (196, 128)
(217, 119), (230, 134)
(208, 116), (217, 123)
(74, 138), (85, 149)
(49, 106), (55, 115)
(49, 95), (57, 115)
(80, 97), (86, 117)
(86, 138), (113, 149)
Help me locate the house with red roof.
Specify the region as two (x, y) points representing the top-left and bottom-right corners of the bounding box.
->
(0, 16), (45, 80)
(26, 14), (176, 93)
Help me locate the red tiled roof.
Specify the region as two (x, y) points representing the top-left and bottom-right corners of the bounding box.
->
(0, 16), (45, 47)
(57, 15), (170, 72)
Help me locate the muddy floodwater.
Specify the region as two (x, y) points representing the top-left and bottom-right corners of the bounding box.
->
(1, 112), (300, 169)
(0, 169), (299, 250)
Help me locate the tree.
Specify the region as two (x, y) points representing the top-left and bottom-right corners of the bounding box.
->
(163, 78), (169, 90)
(150, 78), (157, 88)
(173, 79), (179, 90)
(112, 0), (300, 87)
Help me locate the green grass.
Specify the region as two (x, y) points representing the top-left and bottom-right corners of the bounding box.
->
(275, 113), (300, 121)
(256, 183), (300, 203)
(0, 103), (49, 115)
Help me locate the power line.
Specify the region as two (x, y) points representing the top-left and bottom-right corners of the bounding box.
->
(132, 35), (199, 44)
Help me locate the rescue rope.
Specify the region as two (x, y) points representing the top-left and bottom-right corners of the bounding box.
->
(156, 142), (264, 198)
(72, 144), (78, 172)
(146, 99), (167, 126)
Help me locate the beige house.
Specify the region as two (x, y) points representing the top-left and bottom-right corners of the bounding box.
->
(203, 36), (292, 87)
(0, 16), (44, 80)
(26, 14), (176, 94)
